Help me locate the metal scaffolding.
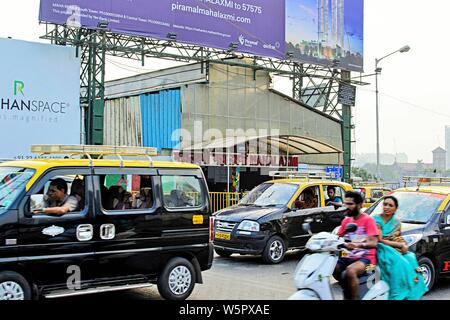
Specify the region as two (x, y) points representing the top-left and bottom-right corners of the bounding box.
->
(40, 23), (367, 181)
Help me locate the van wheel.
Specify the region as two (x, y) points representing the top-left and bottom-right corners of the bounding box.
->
(158, 258), (196, 300)
(215, 248), (232, 258)
(0, 271), (31, 300)
(418, 256), (435, 290)
(262, 236), (286, 264)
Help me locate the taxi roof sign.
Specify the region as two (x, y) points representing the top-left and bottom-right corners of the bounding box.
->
(31, 145), (158, 157)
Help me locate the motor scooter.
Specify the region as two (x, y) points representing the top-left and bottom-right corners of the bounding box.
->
(288, 223), (389, 300)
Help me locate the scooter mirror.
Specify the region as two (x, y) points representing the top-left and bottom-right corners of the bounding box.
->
(302, 223), (312, 235)
(344, 223), (358, 233)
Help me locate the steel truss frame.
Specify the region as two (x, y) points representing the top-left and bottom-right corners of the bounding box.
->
(41, 23), (364, 180)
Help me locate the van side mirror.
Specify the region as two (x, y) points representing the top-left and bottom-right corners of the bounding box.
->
(344, 223), (358, 233)
(302, 223), (312, 235)
(30, 195), (45, 212)
(445, 214), (450, 227)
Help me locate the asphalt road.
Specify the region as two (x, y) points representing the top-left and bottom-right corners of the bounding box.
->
(61, 251), (450, 301)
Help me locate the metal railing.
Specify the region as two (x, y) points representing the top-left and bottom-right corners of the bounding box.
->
(209, 192), (248, 213)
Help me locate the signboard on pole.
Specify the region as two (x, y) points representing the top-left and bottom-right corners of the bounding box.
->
(338, 83), (356, 106)
(39, 0), (285, 59)
(0, 38), (81, 159)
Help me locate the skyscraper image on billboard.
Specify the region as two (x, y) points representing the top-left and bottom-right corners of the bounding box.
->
(286, 0), (364, 72)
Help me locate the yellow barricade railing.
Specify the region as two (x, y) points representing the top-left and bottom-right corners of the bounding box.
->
(209, 192), (249, 213)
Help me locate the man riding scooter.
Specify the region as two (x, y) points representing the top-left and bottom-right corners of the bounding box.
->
(333, 191), (380, 300)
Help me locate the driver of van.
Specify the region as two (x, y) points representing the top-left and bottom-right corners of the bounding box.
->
(332, 191), (379, 300)
(33, 178), (79, 216)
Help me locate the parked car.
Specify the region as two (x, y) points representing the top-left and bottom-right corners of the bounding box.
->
(0, 145), (213, 300)
(366, 186), (450, 290)
(212, 178), (353, 263)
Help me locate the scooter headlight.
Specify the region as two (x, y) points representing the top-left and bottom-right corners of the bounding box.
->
(331, 226), (340, 235)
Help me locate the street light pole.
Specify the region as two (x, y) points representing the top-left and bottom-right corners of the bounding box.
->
(374, 45), (410, 181)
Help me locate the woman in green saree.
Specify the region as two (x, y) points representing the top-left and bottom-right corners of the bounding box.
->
(373, 196), (428, 300)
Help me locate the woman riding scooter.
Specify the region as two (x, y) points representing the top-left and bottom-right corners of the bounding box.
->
(373, 196), (428, 300)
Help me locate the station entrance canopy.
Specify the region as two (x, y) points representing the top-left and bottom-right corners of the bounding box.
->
(174, 135), (343, 167)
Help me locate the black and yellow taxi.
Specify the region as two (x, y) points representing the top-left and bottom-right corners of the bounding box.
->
(212, 175), (353, 264)
(0, 145), (213, 300)
(366, 178), (450, 290)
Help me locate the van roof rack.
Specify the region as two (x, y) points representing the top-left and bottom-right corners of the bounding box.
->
(31, 145), (158, 168)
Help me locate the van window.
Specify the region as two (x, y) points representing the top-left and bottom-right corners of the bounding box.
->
(99, 174), (154, 211)
(30, 174), (86, 214)
(161, 175), (204, 208)
(0, 167), (35, 210)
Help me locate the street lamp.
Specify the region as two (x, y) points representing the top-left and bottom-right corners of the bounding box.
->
(375, 45), (410, 181)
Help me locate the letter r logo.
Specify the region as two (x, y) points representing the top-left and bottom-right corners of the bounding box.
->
(443, 261), (450, 272)
(14, 81), (25, 96)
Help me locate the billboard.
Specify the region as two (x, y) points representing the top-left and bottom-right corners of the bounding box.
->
(286, 0), (364, 72)
(0, 38), (81, 159)
(39, 0), (285, 59)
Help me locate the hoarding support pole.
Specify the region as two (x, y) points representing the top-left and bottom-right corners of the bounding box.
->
(341, 70), (352, 183)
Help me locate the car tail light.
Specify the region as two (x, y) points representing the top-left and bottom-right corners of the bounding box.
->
(209, 216), (215, 242)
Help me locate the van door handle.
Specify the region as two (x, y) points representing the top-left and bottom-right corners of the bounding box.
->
(77, 224), (93, 242)
(100, 224), (116, 240)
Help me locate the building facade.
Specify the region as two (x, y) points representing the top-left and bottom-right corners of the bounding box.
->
(103, 62), (344, 191)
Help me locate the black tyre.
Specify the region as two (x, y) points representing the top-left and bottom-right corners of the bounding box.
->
(157, 257), (196, 300)
(0, 271), (32, 300)
(215, 248), (232, 258)
(418, 256), (436, 291)
(262, 236), (286, 264)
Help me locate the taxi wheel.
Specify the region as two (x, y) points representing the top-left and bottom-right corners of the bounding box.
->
(262, 236), (286, 264)
(214, 249), (232, 258)
(418, 256), (435, 291)
(157, 257), (196, 301)
(0, 271), (31, 301)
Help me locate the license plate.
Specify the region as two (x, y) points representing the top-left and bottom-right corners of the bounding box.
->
(215, 232), (231, 241)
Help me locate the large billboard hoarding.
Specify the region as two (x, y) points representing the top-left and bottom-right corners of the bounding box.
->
(286, 0), (364, 72)
(0, 38), (81, 159)
(39, 0), (286, 59)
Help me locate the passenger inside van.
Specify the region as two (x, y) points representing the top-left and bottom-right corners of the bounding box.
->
(109, 186), (132, 210)
(70, 177), (85, 211)
(133, 187), (153, 209)
(168, 189), (194, 207)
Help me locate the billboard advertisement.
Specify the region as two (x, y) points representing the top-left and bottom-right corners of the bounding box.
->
(0, 38), (81, 159)
(39, 0), (285, 59)
(286, 0), (364, 72)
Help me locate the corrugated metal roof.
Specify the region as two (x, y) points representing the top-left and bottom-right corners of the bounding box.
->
(105, 63), (207, 99)
(141, 89), (181, 151)
(103, 96), (142, 146)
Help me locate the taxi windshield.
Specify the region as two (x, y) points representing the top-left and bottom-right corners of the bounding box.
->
(240, 183), (299, 207)
(0, 167), (35, 210)
(367, 191), (446, 224)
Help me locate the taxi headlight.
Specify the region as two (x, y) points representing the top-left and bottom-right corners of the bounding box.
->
(237, 220), (260, 232)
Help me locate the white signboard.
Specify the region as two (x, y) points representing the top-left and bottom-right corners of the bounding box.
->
(0, 38), (81, 159)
